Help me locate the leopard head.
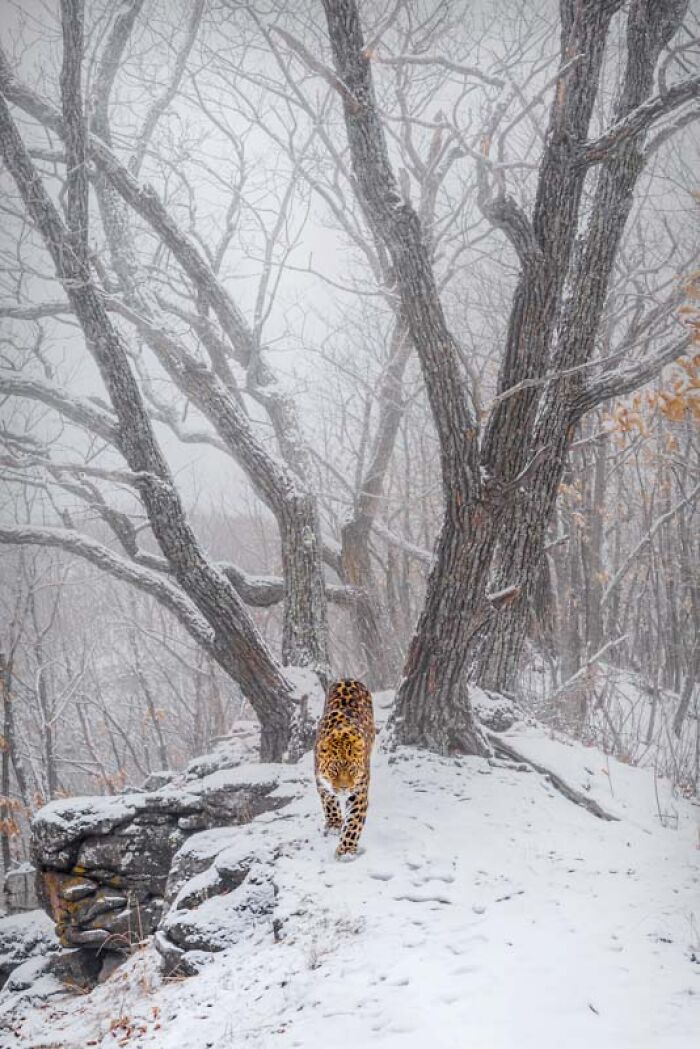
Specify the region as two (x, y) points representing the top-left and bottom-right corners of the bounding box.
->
(319, 729), (365, 792)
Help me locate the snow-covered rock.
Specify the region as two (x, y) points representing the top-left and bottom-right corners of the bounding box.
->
(29, 760), (297, 985)
(0, 911), (58, 990)
(471, 686), (520, 732)
(156, 845), (277, 976)
(182, 720), (260, 781)
(152, 780), (302, 975)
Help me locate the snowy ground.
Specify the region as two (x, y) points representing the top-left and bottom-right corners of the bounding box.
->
(3, 723), (699, 1049)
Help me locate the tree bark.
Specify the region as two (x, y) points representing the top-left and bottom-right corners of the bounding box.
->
(323, 0), (495, 753)
(88, 4), (328, 678)
(470, 0), (691, 694)
(583, 431), (608, 657)
(339, 317), (410, 687)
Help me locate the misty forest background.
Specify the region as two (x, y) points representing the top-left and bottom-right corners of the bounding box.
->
(0, 0), (698, 874)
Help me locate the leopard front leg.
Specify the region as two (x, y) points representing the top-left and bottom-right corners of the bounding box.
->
(336, 778), (369, 858)
(317, 781), (342, 834)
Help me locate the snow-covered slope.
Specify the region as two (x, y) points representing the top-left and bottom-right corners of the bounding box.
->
(4, 724), (699, 1049)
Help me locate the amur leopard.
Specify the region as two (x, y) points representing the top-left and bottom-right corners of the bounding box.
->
(314, 678), (375, 858)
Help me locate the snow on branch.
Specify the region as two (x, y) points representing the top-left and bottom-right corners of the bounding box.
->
(0, 372), (120, 445)
(577, 333), (692, 412)
(370, 520), (433, 566)
(216, 563), (360, 610)
(581, 75), (700, 165)
(548, 636), (629, 701)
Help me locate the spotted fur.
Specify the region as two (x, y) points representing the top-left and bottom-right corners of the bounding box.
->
(314, 678), (375, 858)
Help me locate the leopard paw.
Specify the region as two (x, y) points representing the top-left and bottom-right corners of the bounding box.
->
(335, 843), (365, 860)
(335, 848), (358, 862)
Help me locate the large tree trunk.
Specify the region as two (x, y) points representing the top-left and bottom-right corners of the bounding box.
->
(470, 0), (690, 694)
(89, 9), (329, 680)
(474, 430), (576, 693)
(1, 653), (14, 875)
(278, 492), (329, 673)
(323, 0), (495, 753)
(479, 0), (621, 487)
(467, 2), (622, 692)
(390, 502), (496, 753)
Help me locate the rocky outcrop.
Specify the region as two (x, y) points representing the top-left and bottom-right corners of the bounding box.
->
(154, 835), (278, 976)
(31, 762), (294, 983)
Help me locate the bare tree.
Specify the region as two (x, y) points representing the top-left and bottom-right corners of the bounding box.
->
(320, 0), (698, 753)
(0, 0), (301, 760)
(0, 0), (697, 779)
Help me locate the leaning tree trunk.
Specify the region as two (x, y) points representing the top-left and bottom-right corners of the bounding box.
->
(470, 0), (691, 695)
(323, 0), (499, 754)
(0, 20), (296, 761)
(88, 10), (329, 680)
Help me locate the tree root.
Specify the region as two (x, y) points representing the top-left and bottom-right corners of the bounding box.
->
(486, 732), (619, 822)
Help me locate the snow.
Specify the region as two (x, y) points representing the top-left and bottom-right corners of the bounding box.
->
(184, 763), (295, 797)
(181, 722), (260, 781)
(519, 661), (699, 791)
(33, 793), (140, 837)
(5, 722), (699, 1049)
(0, 911), (57, 981)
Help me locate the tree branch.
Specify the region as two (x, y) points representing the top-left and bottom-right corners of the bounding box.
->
(106, 297), (295, 517)
(60, 0), (89, 266)
(90, 0), (145, 146)
(602, 483), (700, 608)
(475, 166), (541, 267)
(271, 26), (361, 112)
(581, 75), (700, 165)
(369, 50), (504, 90)
(577, 333), (691, 412)
(0, 524), (215, 650)
(321, 0), (480, 499)
(131, 0), (204, 177)
(0, 300), (73, 321)
(0, 373), (119, 444)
